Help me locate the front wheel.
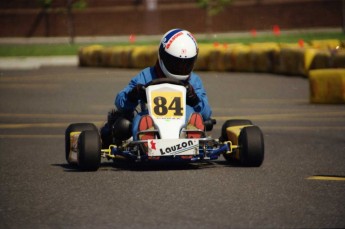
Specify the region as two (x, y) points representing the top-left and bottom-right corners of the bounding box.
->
(65, 123), (98, 165)
(78, 130), (101, 171)
(220, 119), (253, 162)
(238, 126), (264, 167)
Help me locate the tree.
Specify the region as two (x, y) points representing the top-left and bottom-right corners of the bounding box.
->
(66, 0), (87, 44)
(27, 0), (53, 37)
(196, 0), (232, 35)
(28, 0), (86, 43)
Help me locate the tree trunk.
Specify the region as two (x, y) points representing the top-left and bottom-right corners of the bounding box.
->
(67, 0), (75, 44)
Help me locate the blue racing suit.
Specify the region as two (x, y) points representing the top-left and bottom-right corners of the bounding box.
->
(115, 65), (212, 140)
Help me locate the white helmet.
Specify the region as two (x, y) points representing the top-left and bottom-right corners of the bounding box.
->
(158, 29), (198, 81)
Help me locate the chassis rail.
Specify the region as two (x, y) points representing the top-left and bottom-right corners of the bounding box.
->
(101, 138), (239, 162)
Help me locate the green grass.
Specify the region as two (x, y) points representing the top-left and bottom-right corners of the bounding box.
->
(0, 31), (344, 57)
(200, 31), (345, 44)
(0, 43), (82, 57)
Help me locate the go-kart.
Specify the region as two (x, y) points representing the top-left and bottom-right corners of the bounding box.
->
(65, 78), (264, 171)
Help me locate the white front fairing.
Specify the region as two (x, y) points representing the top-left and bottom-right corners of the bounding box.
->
(146, 83), (186, 139)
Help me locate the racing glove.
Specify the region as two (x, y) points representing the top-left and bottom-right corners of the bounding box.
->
(185, 83), (200, 107)
(127, 84), (146, 103)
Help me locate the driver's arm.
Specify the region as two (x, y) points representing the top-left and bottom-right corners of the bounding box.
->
(188, 73), (212, 120)
(115, 68), (152, 112)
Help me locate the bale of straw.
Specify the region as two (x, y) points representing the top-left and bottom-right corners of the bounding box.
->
(309, 68), (345, 104)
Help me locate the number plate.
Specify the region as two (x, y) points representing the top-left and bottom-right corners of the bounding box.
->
(146, 83), (186, 139)
(147, 139), (199, 156)
(150, 91), (184, 119)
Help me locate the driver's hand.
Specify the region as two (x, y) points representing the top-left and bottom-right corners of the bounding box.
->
(185, 83), (200, 107)
(127, 84), (147, 103)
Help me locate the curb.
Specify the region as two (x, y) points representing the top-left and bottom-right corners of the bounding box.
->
(0, 56), (78, 70)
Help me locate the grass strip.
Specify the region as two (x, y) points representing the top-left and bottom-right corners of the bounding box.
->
(0, 31), (344, 57)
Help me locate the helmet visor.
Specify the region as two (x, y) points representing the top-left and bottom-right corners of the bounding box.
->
(159, 48), (197, 76)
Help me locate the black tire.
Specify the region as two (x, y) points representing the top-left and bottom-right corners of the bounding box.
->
(238, 126), (264, 167)
(220, 119), (253, 162)
(65, 123), (98, 164)
(78, 130), (101, 171)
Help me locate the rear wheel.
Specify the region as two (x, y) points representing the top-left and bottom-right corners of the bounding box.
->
(220, 119), (252, 162)
(238, 126), (264, 167)
(78, 130), (101, 171)
(65, 123), (98, 165)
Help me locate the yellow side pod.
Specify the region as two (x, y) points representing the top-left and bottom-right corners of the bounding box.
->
(226, 125), (252, 160)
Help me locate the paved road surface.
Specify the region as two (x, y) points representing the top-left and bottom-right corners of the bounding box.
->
(0, 66), (344, 228)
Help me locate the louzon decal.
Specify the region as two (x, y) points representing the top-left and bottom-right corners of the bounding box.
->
(159, 140), (194, 155)
(148, 139), (199, 156)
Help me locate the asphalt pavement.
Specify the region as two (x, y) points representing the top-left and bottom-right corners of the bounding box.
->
(0, 28), (344, 228)
(0, 66), (344, 228)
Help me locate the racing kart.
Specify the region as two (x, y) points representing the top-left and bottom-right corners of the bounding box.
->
(65, 78), (264, 171)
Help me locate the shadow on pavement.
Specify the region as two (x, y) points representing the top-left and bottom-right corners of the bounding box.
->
(52, 159), (241, 172)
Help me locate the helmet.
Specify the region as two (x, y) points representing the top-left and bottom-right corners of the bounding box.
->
(158, 29), (198, 81)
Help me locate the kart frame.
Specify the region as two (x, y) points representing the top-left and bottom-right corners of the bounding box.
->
(100, 136), (238, 163)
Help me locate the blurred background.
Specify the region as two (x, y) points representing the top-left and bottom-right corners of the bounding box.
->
(0, 0), (344, 38)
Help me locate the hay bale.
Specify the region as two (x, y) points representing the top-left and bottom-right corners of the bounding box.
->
(274, 47), (306, 76)
(274, 46), (325, 76)
(130, 46), (157, 68)
(208, 46), (228, 71)
(101, 47), (118, 67)
(332, 49), (345, 68)
(221, 43), (245, 71)
(311, 39), (340, 50)
(78, 45), (104, 67)
(194, 44), (214, 71)
(250, 43), (280, 73)
(309, 69), (345, 104)
(103, 46), (134, 68)
(308, 49), (332, 70)
(231, 45), (252, 72)
(279, 42), (310, 49)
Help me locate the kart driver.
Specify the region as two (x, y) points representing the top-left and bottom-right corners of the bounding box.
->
(101, 28), (212, 147)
